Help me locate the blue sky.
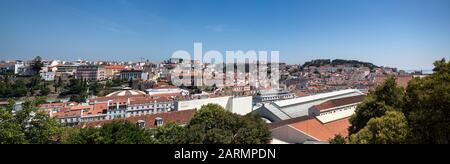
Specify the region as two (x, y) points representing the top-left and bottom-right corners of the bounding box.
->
(0, 0), (449, 70)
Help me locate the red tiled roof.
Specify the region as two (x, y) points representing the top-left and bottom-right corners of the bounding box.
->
(268, 116), (311, 130)
(313, 95), (366, 111)
(375, 75), (413, 88)
(104, 65), (127, 70)
(53, 108), (84, 118)
(39, 102), (78, 108)
(289, 117), (350, 141)
(78, 109), (196, 129)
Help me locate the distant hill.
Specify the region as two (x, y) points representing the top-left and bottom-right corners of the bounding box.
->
(302, 59), (379, 69)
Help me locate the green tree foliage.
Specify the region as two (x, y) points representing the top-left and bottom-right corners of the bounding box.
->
(349, 76), (404, 135)
(54, 76), (64, 93)
(0, 79), (28, 98)
(40, 86), (51, 96)
(0, 100), (27, 144)
(31, 56), (44, 74)
(180, 104), (271, 144)
(88, 81), (105, 96)
(61, 78), (88, 102)
(404, 59), (450, 144)
(0, 75), (51, 98)
(133, 104), (271, 144)
(302, 59), (378, 69)
(152, 123), (186, 144)
(0, 99), (62, 144)
(350, 111), (410, 144)
(349, 59), (450, 144)
(329, 134), (347, 144)
(62, 121), (157, 144)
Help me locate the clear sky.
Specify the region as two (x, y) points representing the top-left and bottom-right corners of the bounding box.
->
(0, 0), (449, 70)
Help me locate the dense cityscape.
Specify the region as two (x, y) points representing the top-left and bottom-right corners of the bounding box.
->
(0, 0), (449, 148)
(1, 56), (447, 144)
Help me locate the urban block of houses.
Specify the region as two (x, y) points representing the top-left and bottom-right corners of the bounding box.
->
(104, 65), (127, 79)
(77, 109), (196, 129)
(0, 60), (25, 74)
(75, 65), (106, 81)
(40, 87), (254, 124)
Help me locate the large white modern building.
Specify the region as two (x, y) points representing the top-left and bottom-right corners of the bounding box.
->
(146, 88), (189, 96)
(176, 96), (253, 115)
(253, 89), (296, 104)
(255, 89), (364, 122)
(268, 94), (366, 144)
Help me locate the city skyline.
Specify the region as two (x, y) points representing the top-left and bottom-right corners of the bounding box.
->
(1, 0), (450, 70)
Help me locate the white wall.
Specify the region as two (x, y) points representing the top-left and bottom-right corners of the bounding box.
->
(230, 96), (253, 115)
(276, 92), (363, 118)
(176, 96), (253, 115)
(271, 125), (317, 144)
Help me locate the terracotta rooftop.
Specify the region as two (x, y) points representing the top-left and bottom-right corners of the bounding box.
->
(313, 95), (366, 111)
(375, 75), (413, 88)
(39, 102), (78, 108)
(104, 65), (127, 70)
(268, 116), (312, 130)
(289, 117), (350, 141)
(78, 109), (196, 129)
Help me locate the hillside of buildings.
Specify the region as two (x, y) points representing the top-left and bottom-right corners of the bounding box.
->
(0, 56), (448, 144)
(302, 59), (379, 70)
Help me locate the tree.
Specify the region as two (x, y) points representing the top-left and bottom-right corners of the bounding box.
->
(63, 121), (157, 144)
(372, 76), (405, 108)
(31, 56), (44, 75)
(0, 100), (27, 144)
(349, 97), (396, 135)
(0, 79), (28, 98)
(54, 76), (63, 93)
(28, 75), (42, 94)
(349, 76), (404, 135)
(61, 78), (87, 102)
(403, 59), (450, 144)
(180, 104), (271, 144)
(152, 123), (185, 144)
(40, 86), (51, 96)
(349, 111), (410, 144)
(329, 134), (346, 144)
(88, 81), (104, 96)
(0, 99), (62, 144)
(348, 59), (450, 144)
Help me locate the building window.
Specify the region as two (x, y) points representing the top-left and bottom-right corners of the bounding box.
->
(155, 117), (164, 127)
(137, 120), (146, 129)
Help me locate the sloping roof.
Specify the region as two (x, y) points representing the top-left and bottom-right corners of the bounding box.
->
(257, 89), (364, 121)
(262, 103), (292, 121)
(313, 95), (365, 111)
(268, 116), (311, 129)
(104, 65), (126, 70)
(315, 107), (356, 124)
(106, 90), (147, 97)
(78, 109), (196, 129)
(375, 75), (413, 88)
(289, 117), (350, 141)
(274, 89), (363, 107)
